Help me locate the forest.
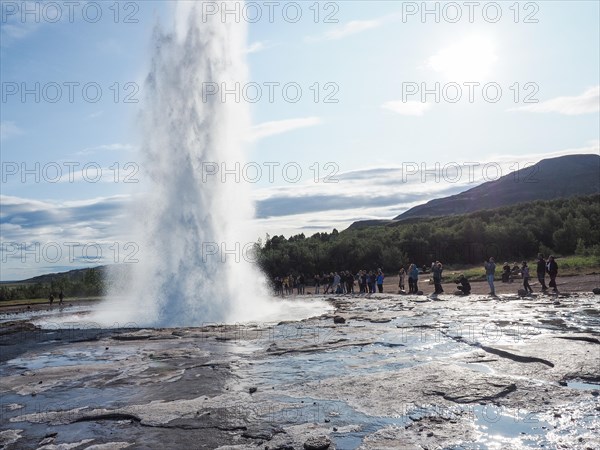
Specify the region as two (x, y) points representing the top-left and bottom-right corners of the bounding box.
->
(0, 268), (103, 302)
(256, 194), (600, 278)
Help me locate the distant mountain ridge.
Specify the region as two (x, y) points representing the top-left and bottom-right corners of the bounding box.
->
(350, 154), (599, 229)
(1, 266), (106, 285)
(395, 154), (599, 220)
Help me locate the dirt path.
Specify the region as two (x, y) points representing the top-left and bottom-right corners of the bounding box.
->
(383, 273), (600, 296)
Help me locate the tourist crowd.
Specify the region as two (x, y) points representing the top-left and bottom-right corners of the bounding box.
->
(272, 253), (560, 297)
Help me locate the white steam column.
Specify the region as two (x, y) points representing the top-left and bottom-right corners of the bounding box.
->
(103, 1), (268, 326)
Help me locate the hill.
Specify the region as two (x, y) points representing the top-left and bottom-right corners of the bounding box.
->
(394, 154), (600, 220)
(0, 266), (111, 301)
(258, 194), (600, 277)
(1, 266), (107, 286)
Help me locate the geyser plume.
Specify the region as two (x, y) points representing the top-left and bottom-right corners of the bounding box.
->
(99, 1), (271, 326)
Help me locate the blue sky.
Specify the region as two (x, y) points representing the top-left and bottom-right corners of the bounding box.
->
(1, 1), (599, 280)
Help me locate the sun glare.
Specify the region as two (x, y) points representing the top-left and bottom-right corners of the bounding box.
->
(427, 34), (498, 81)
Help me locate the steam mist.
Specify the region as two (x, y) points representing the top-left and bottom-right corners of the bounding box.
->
(98, 1), (270, 326)
(86, 1), (333, 328)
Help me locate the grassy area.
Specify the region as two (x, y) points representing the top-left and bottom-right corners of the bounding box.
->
(0, 297), (102, 308)
(444, 254), (600, 281)
(557, 255), (600, 274)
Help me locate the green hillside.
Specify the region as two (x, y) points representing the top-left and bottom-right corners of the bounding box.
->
(258, 194), (600, 277)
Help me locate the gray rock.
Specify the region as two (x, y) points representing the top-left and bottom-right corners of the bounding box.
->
(303, 435), (331, 450)
(242, 429), (273, 440)
(592, 288), (600, 295)
(518, 289), (528, 297)
(333, 316), (345, 324)
(38, 436), (56, 446)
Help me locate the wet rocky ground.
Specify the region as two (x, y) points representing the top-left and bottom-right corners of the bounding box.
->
(1, 291), (599, 449)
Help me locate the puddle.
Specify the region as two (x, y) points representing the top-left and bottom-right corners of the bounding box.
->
(473, 405), (552, 448)
(2, 386), (136, 425)
(261, 395), (410, 448)
(456, 361), (495, 374)
(566, 380), (600, 390)
(7, 350), (117, 371)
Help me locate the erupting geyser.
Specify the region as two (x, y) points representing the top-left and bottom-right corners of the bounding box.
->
(97, 1), (273, 326)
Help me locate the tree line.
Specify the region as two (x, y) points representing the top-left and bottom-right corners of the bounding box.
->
(256, 195), (600, 278)
(0, 268), (103, 302)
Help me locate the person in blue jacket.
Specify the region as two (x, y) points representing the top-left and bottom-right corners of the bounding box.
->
(376, 269), (385, 293)
(408, 263), (419, 294)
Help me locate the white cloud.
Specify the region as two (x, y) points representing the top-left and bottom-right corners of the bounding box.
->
(0, 194), (132, 281)
(305, 16), (387, 43)
(0, 22), (40, 43)
(0, 1), (57, 45)
(509, 86), (599, 115)
(323, 20), (380, 40)
(246, 41), (274, 54)
(0, 121), (23, 140)
(382, 101), (431, 116)
(86, 111), (104, 120)
(76, 143), (136, 155)
(248, 117), (322, 141)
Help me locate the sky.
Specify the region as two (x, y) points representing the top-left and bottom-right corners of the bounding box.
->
(1, 0), (599, 280)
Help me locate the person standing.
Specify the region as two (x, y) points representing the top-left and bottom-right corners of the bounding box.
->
(346, 271), (354, 294)
(376, 269), (384, 293)
(370, 271), (377, 293)
(366, 271), (373, 293)
(323, 272), (333, 294)
(431, 261), (444, 294)
(409, 264), (419, 294)
(502, 262), (511, 283)
(298, 274), (305, 295)
(547, 256), (559, 293)
(58, 290), (64, 305)
(398, 267), (406, 291)
(536, 254), (548, 292)
(333, 272), (341, 294)
(360, 270), (367, 294)
(484, 257), (496, 296)
(314, 274), (321, 295)
(275, 277), (283, 297)
(521, 261), (533, 294)
(282, 275), (288, 296)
